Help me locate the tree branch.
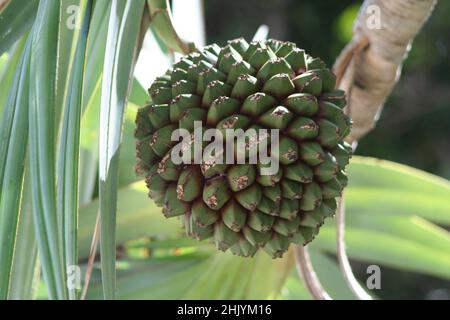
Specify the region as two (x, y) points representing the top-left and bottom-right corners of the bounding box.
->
(295, 245), (332, 300)
(81, 213), (100, 300)
(335, 196), (373, 300)
(335, 0), (437, 143)
(0, 0), (10, 12)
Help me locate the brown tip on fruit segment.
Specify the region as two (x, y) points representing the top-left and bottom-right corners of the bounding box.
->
(250, 93), (264, 101)
(284, 148), (297, 161)
(273, 106), (288, 116)
(234, 175), (249, 191)
(207, 195), (218, 208)
(301, 123), (317, 130)
(157, 154), (169, 174)
(222, 116), (238, 129)
(150, 132), (158, 146)
(176, 185), (184, 199)
(270, 176), (278, 186)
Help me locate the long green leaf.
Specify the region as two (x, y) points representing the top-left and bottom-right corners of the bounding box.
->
(85, 250), (293, 300)
(82, 0), (111, 112)
(280, 271), (311, 300)
(344, 212), (450, 254)
(8, 171), (40, 300)
(0, 35), (28, 115)
(56, 0), (92, 300)
(0, 52), (7, 76)
(98, 0), (146, 299)
(78, 0), (111, 204)
(348, 157), (450, 198)
(86, 255), (208, 299)
(312, 223), (450, 279)
(0, 0), (38, 56)
(78, 2), (148, 201)
(55, 0), (82, 127)
(0, 35), (31, 299)
(197, 251), (292, 299)
(0, 36), (27, 179)
(129, 79), (148, 106)
(347, 157), (450, 225)
(28, 0), (67, 300)
(118, 104), (143, 186)
(147, 0), (194, 54)
(346, 187), (450, 225)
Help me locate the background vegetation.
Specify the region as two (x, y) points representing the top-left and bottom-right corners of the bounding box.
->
(203, 0), (450, 299)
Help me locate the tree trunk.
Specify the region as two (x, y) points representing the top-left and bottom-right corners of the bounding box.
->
(335, 0), (437, 142)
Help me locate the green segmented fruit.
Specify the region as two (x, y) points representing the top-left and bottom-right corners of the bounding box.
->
(135, 38), (352, 258)
(235, 183), (262, 211)
(279, 198), (300, 220)
(273, 216), (301, 237)
(222, 200), (247, 232)
(191, 199), (219, 227)
(321, 89), (346, 109)
(177, 166), (203, 201)
(257, 196), (280, 216)
(203, 177), (231, 210)
(281, 179), (303, 200)
(287, 117), (319, 140)
(226, 164), (256, 192)
(247, 210), (276, 232)
(259, 106), (293, 130)
(230, 237), (258, 257)
(263, 233), (290, 258)
(256, 162), (283, 186)
(284, 93), (318, 116)
(242, 226), (272, 247)
(241, 92), (277, 117)
(263, 184), (282, 202)
(184, 214), (214, 241)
